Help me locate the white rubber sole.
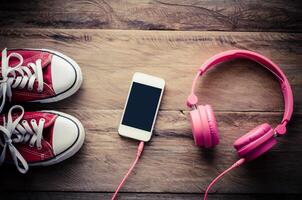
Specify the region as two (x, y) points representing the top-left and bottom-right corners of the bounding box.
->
(29, 110), (85, 167)
(20, 48), (83, 103)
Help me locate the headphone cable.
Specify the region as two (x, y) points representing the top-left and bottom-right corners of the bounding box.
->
(203, 158), (245, 200)
(111, 141), (145, 200)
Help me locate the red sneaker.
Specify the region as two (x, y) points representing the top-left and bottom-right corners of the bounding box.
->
(0, 48), (83, 112)
(0, 105), (85, 173)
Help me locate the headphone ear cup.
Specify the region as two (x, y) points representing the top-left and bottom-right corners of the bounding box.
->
(234, 123), (277, 161)
(242, 137), (277, 161)
(234, 123), (271, 149)
(204, 105), (219, 146)
(190, 105), (220, 148)
(189, 107), (204, 146)
(197, 105), (212, 148)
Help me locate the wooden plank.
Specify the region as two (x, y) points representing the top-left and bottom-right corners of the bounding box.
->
(0, 111), (301, 193)
(0, 29), (301, 112)
(1, 192), (301, 200)
(0, 0), (301, 31)
(0, 29), (301, 194)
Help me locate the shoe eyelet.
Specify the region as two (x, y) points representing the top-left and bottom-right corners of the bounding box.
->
(29, 144), (34, 148)
(40, 118), (45, 122)
(31, 119), (36, 123)
(37, 146), (42, 150)
(22, 120), (27, 124)
(37, 88), (43, 93)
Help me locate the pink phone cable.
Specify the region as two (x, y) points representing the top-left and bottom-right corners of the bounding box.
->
(111, 141), (145, 200)
(203, 158), (245, 200)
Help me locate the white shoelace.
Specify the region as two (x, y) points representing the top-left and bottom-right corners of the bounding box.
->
(0, 105), (45, 173)
(0, 48), (44, 112)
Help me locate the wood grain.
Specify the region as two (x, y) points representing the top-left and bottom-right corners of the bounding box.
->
(0, 111), (301, 193)
(0, 29), (301, 197)
(0, 29), (301, 112)
(0, 0), (301, 31)
(1, 192), (300, 200)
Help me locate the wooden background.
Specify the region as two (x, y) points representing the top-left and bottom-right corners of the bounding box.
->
(0, 0), (302, 199)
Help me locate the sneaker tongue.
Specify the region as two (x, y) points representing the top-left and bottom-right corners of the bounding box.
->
(22, 111), (57, 128)
(5, 50), (52, 68)
(0, 110), (57, 164)
(28, 112), (57, 144)
(1, 50), (53, 86)
(0, 111), (57, 143)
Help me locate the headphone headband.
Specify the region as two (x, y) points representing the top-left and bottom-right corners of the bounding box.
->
(187, 50), (293, 135)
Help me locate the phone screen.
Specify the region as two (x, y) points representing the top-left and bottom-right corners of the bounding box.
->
(122, 82), (162, 131)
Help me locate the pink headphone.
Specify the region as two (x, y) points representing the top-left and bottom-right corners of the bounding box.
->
(186, 50), (294, 199)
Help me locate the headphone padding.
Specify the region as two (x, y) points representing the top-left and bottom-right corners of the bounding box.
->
(190, 105), (219, 148)
(204, 105), (219, 146)
(234, 123), (276, 161)
(243, 137), (277, 161)
(198, 105), (212, 148)
(189, 109), (204, 146)
(234, 123), (271, 150)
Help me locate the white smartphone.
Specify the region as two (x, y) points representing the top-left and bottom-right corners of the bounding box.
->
(118, 72), (165, 142)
